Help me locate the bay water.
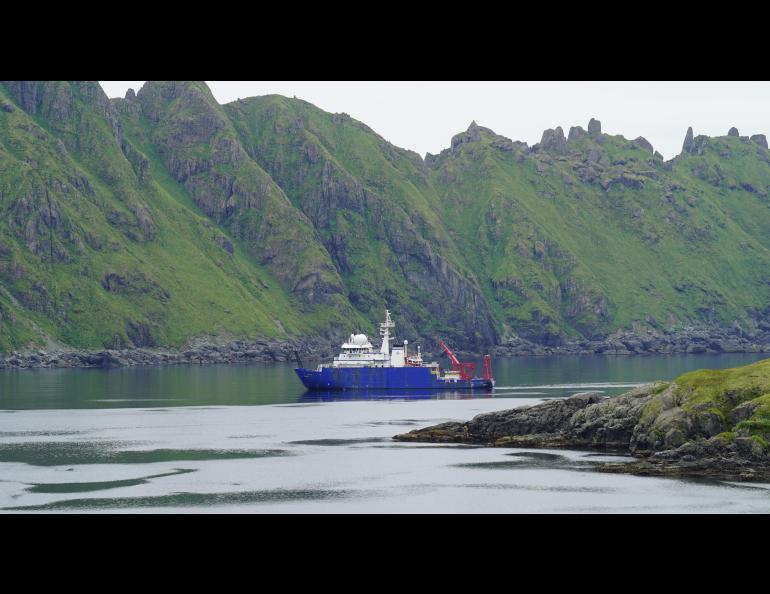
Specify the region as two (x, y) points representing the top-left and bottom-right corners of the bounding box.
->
(1, 353), (769, 513)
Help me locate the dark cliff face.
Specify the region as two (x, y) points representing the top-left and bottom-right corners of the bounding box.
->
(225, 96), (499, 347)
(0, 81), (361, 353)
(426, 117), (770, 345)
(131, 82), (349, 310)
(0, 81), (160, 256)
(0, 81), (169, 350)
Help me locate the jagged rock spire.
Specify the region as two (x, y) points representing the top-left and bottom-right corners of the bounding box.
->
(633, 136), (653, 153)
(682, 126), (694, 154)
(751, 134), (768, 149)
(540, 126), (567, 154)
(450, 120), (484, 149)
(567, 126), (587, 143)
(588, 118), (602, 138)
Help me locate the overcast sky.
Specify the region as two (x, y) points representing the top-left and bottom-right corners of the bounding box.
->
(99, 81), (770, 160)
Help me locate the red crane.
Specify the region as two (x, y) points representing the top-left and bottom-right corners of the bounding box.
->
(438, 339), (476, 380)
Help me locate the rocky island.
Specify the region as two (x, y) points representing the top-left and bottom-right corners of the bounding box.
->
(394, 358), (770, 481)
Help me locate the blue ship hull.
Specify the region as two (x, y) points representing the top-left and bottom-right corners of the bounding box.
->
(295, 366), (494, 391)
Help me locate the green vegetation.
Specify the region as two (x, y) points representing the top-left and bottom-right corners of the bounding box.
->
(677, 360), (770, 409)
(426, 125), (770, 343)
(0, 82), (331, 351)
(674, 358), (770, 447)
(2, 81), (770, 353)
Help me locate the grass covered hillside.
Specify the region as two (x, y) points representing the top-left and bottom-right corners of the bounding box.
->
(1, 81), (770, 354)
(225, 95), (497, 346)
(427, 121), (770, 344)
(0, 81), (341, 352)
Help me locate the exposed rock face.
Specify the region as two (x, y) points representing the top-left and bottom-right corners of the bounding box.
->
(539, 127), (567, 154)
(126, 321), (155, 347)
(1, 81), (42, 115)
(451, 120), (489, 148)
(567, 126), (587, 143)
(682, 126), (695, 153)
(394, 379), (770, 481)
(750, 134), (768, 149)
(728, 127), (740, 137)
(588, 118), (602, 138)
(227, 97), (499, 347)
(0, 336), (337, 369)
(134, 81), (348, 308)
(394, 385), (658, 449)
(492, 324), (770, 356)
(633, 136), (653, 153)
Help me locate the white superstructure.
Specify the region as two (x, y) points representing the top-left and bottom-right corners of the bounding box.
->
(322, 309), (437, 371)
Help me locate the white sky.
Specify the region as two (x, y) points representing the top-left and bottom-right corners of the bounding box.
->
(99, 81), (770, 160)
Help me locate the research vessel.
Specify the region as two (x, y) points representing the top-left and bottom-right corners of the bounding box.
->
(294, 310), (494, 391)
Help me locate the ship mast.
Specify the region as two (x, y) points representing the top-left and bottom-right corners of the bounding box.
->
(379, 309), (395, 355)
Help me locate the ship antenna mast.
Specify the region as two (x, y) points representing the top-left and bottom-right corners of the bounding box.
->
(379, 309), (395, 355)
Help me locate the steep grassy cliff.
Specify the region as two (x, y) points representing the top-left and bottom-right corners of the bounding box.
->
(0, 81), (347, 352)
(1, 81), (770, 354)
(427, 121), (770, 344)
(225, 95), (497, 345)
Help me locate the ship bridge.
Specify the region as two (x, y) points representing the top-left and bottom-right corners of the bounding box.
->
(329, 310), (416, 369)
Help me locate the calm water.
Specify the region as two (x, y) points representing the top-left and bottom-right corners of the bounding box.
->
(1, 353), (769, 513)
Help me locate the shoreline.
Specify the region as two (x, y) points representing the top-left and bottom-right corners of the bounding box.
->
(2, 336), (770, 371)
(393, 382), (770, 482)
(492, 326), (770, 357)
(0, 337), (338, 371)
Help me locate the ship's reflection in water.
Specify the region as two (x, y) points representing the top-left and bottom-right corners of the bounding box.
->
(298, 389), (494, 403)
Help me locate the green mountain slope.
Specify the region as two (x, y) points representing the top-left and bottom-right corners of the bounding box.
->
(427, 121), (770, 344)
(0, 81), (332, 352)
(225, 95), (497, 345)
(1, 81), (770, 354)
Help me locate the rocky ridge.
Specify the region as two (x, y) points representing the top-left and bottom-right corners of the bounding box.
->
(3, 81), (770, 355)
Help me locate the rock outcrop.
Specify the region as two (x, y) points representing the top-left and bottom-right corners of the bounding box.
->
(588, 118), (602, 138)
(226, 95), (499, 348)
(0, 336), (336, 370)
(633, 136), (653, 153)
(395, 358), (770, 481)
(132, 81), (349, 309)
(539, 127), (567, 154)
(682, 126), (695, 153)
(492, 323), (770, 356)
(567, 126), (587, 143)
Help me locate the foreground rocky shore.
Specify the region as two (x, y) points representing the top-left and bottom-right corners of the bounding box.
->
(0, 337), (337, 370)
(394, 358), (770, 481)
